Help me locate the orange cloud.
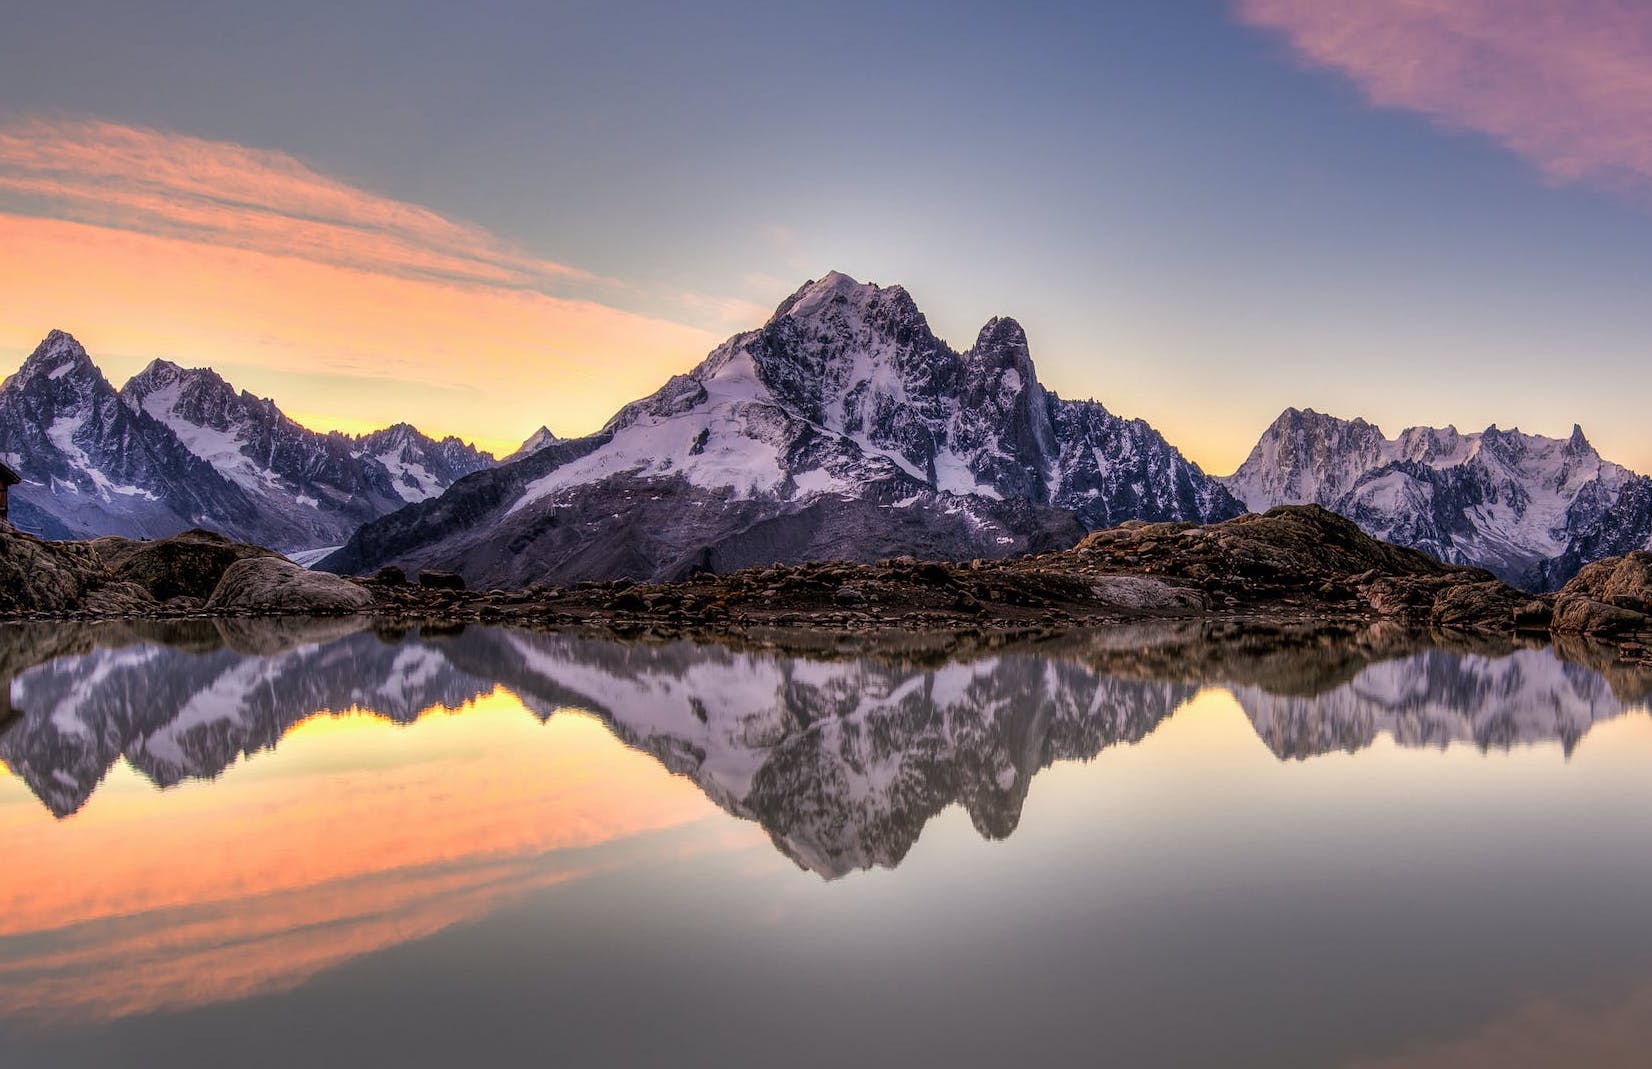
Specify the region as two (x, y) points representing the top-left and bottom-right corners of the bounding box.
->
(0, 118), (592, 289)
(1236, 1), (1652, 194)
(0, 118), (731, 448)
(0, 214), (717, 450)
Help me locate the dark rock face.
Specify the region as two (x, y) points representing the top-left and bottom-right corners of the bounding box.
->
(1, 332), (494, 550)
(323, 272), (1237, 587)
(1540, 475), (1652, 588)
(1225, 407), (1649, 590)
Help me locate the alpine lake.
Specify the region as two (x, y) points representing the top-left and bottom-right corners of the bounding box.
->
(3, 616), (1651, 1068)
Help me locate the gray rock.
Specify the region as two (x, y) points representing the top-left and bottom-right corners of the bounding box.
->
(1089, 576), (1204, 612)
(205, 556), (374, 615)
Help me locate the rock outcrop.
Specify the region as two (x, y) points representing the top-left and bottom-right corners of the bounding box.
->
(1551, 552), (1652, 636)
(0, 526), (130, 614)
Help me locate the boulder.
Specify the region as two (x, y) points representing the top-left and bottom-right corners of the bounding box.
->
(1561, 552), (1652, 609)
(205, 557), (374, 615)
(1552, 594), (1651, 636)
(1552, 553), (1652, 635)
(83, 581), (166, 616)
(87, 535), (145, 571)
(1429, 580), (1529, 630)
(110, 529), (280, 602)
(418, 570), (466, 591)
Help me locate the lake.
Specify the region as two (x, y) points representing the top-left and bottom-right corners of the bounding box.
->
(2, 619), (1650, 1068)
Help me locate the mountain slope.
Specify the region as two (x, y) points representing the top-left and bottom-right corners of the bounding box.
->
(322, 272), (1239, 585)
(2, 332), (495, 550)
(1223, 407), (1643, 589)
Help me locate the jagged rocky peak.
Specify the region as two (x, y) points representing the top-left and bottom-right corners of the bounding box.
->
(767, 270), (916, 324)
(1, 328), (501, 548)
(354, 421), (494, 503)
(506, 425), (560, 461)
(357, 421), (422, 452)
(13, 329), (100, 385)
(122, 358), (274, 427)
(1225, 407), (1390, 511)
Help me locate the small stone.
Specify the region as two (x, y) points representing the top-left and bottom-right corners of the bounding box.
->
(833, 584), (867, 606)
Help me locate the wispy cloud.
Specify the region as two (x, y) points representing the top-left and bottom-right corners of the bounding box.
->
(0, 118), (597, 289)
(1236, 1), (1652, 195)
(0, 117), (725, 446)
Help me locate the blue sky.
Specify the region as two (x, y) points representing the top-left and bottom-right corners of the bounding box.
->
(3, 0), (1650, 469)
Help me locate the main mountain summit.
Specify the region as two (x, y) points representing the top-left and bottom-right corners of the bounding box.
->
(324, 273), (1240, 584)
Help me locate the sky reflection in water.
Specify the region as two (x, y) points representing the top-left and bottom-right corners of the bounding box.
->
(1, 619), (1651, 1068)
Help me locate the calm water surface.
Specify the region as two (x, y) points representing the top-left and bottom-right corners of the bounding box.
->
(2, 619), (1651, 1068)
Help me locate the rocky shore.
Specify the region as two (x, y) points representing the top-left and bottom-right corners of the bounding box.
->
(5, 506), (1652, 661)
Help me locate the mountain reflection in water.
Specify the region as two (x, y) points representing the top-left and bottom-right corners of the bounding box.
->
(4, 620), (1646, 875)
(2, 618), (1651, 1065)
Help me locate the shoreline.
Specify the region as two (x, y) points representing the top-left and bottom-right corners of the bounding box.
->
(5, 506), (1652, 667)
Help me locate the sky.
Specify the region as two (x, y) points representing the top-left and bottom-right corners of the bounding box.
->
(3, 0), (1652, 470)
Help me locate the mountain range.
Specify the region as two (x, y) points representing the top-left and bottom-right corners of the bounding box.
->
(6, 273), (1652, 589)
(0, 330), (501, 550)
(1222, 407), (1652, 589)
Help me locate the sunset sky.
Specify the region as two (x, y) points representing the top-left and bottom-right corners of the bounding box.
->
(5, 1), (1652, 468)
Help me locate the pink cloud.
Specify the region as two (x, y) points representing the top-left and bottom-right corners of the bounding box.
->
(0, 118), (595, 289)
(1236, 1), (1652, 194)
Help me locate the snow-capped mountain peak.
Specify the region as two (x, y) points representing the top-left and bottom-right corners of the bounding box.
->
(11, 329), (100, 386)
(324, 272), (1239, 586)
(504, 426), (560, 462)
(354, 422), (494, 503)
